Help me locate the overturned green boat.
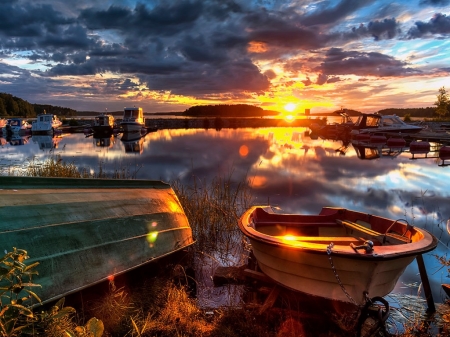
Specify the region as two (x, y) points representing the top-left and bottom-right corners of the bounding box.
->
(0, 176), (195, 305)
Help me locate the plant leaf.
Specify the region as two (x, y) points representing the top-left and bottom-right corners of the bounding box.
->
(85, 317), (104, 337)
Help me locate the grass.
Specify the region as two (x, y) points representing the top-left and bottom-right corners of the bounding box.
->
(4, 155), (450, 336)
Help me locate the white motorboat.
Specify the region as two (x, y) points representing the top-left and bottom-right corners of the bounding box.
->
(2, 118), (31, 135)
(31, 113), (62, 133)
(120, 107), (145, 133)
(350, 113), (423, 135)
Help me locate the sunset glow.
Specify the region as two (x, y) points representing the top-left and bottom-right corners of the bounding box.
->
(284, 103), (296, 112)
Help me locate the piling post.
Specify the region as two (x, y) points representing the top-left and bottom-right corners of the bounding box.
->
(416, 254), (435, 312)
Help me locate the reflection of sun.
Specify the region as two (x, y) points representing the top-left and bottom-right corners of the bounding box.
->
(284, 103), (296, 112)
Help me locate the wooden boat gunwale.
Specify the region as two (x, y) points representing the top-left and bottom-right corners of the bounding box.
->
(239, 206), (438, 261)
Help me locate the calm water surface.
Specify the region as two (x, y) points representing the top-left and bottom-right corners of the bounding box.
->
(1, 126), (450, 306)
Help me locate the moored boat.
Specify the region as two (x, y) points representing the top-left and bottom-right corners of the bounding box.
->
(120, 106), (145, 133)
(238, 206), (437, 305)
(31, 113), (62, 134)
(350, 113), (423, 136)
(2, 118), (31, 135)
(93, 112), (116, 135)
(0, 176), (195, 306)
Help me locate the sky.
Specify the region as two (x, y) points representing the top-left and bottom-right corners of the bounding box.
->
(0, 0), (449, 114)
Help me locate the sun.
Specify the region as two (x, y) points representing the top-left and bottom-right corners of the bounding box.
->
(284, 103), (296, 112)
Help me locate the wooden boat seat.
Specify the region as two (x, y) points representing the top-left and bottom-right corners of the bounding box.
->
(274, 235), (369, 246)
(255, 221), (337, 227)
(337, 219), (382, 239)
(337, 219), (410, 245)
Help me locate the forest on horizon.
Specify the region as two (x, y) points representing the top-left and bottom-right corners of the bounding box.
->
(0, 92), (442, 118)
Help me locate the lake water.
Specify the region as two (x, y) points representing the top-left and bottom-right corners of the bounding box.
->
(1, 125), (450, 307)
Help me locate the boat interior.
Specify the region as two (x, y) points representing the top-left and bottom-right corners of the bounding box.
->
(248, 207), (425, 248)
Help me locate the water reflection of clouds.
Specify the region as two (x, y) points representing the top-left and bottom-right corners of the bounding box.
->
(2, 127), (450, 302)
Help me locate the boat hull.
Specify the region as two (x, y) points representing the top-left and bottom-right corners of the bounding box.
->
(249, 239), (415, 304)
(121, 123), (145, 133)
(239, 206), (437, 305)
(0, 176), (194, 306)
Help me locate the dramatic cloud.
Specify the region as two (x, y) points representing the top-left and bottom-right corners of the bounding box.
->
(0, 0), (448, 112)
(315, 48), (421, 77)
(407, 13), (450, 38)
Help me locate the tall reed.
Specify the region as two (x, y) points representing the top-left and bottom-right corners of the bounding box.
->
(171, 170), (253, 257)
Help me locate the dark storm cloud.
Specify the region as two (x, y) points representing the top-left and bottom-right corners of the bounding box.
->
(315, 48), (421, 77)
(0, 2), (73, 38)
(140, 59), (270, 96)
(407, 13), (450, 38)
(243, 9), (328, 50)
(79, 2), (204, 37)
(349, 18), (401, 40)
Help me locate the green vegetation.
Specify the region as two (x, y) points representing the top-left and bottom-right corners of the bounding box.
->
(0, 93), (76, 118)
(0, 248), (103, 337)
(435, 86), (449, 119)
(184, 104), (277, 117)
(23, 154), (141, 180)
(171, 171), (253, 255)
(0, 93), (35, 118)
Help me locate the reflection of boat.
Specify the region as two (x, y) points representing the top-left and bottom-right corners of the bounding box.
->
(309, 111), (355, 138)
(120, 107), (145, 133)
(31, 113), (62, 133)
(93, 113), (116, 134)
(2, 118), (32, 135)
(352, 143), (380, 160)
(0, 176), (195, 306)
(6, 134), (31, 146)
(350, 113), (423, 135)
(352, 141), (404, 160)
(32, 135), (60, 150)
(238, 206), (437, 305)
(94, 135), (114, 148)
(121, 132), (145, 154)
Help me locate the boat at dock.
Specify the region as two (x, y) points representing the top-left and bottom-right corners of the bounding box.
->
(2, 118), (32, 135)
(120, 107), (146, 133)
(0, 176), (195, 306)
(31, 113), (62, 134)
(350, 113), (423, 136)
(93, 112), (116, 135)
(238, 205), (437, 305)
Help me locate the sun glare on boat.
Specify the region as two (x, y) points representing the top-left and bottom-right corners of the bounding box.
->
(147, 231), (158, 244)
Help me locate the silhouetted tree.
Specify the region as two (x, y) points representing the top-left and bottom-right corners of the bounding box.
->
(435, 86), (449, 119)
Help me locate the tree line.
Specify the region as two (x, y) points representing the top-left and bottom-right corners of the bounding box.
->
(184, 104), (278, 117)
(0, 93), (76, 118)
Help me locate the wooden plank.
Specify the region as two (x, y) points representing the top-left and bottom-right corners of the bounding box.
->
(259, 285), (281, 314)
(336, 219), (384, 242)
(416, 254), (435, 312)
(244, 269), (274, 283)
